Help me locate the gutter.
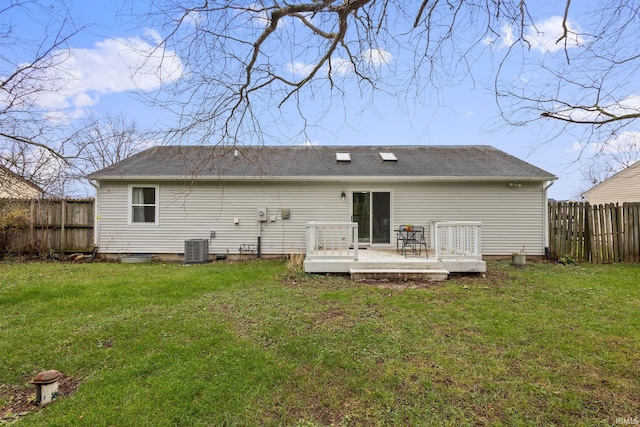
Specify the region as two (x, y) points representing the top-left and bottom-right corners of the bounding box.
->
(88, 180), (100, 251)
(543, 180), (556, 258)
(90, 175), (558, 183)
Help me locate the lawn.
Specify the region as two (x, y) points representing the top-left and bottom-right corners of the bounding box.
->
(0, 259), (638, 426)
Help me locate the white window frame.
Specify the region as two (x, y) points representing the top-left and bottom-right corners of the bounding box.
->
(128, 184), (159, 225)
(336, 152), (351, 162)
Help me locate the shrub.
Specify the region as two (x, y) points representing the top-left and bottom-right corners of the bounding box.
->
(0, 204), (29, 256)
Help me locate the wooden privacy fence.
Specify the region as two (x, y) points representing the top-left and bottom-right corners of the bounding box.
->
(549, 202), (640, 263)
(0, 198), (94, 255)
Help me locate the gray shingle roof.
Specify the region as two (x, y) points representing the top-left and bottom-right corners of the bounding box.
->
(88, 145), (556, 181)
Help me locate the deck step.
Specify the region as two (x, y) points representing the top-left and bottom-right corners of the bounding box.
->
(349, 268), (449, 282)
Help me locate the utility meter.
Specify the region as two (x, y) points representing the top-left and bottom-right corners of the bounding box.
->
(257, 207), (267, 221)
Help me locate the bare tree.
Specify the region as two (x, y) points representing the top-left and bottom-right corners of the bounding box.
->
(4, 0), (640, 176)
(0, 114), (149, 197)
(130, 1), (640, 148)
(0, 1), (87, 196)
(72, 113), (150, 173)
(0, 0), (87, 163)
(497, 2), (640, 141)
(0, 140), (69, 197)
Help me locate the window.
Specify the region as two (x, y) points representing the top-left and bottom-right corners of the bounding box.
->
(336, 152), (351, 162)
(379, 152), (397, 161)
(130, 186), (158, 224)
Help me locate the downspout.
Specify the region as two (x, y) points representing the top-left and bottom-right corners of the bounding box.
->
(89, 180), (100, 253)
(543, 180), (555, 259)
(257, 220), (262, 258)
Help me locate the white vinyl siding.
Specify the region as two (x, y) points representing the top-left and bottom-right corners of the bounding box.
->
(96, 179), (548, 256)
(98, 181), (351, 255)
(391, 181), (546, 255)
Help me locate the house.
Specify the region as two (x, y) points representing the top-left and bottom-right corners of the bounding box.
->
(88, 145), (556, 273)
(582, 161), (640, 204)
(0, 165), (43, 199)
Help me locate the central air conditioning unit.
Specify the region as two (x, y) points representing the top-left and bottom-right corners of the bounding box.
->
(184, 239), (209, 264)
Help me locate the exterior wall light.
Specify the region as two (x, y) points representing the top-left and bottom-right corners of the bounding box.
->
(341, 191), (346, 200)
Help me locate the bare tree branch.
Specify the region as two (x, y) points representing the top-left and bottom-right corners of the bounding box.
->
(6, 0), (640, 190)
(142, 0), (640, 150)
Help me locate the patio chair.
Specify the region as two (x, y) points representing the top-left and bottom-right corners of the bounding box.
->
(396, 225), (426, 258)
(413, 225), (429, 258)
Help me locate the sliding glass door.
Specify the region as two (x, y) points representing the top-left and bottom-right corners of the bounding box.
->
(352, 191), (391, 244)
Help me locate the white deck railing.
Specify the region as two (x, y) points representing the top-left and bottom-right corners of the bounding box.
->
(431, 221), (482, 260)
(305, 221), (359, 260)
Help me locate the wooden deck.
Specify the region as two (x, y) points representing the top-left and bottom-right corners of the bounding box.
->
(304, 248), (486, 280)
(304, 221), (485, 280)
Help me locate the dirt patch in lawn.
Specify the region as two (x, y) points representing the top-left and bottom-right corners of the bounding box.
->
(362, 266), (513, 289)
(0, 375), (79, 423)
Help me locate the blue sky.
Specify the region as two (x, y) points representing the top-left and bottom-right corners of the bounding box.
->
(6, 0), (637, 200)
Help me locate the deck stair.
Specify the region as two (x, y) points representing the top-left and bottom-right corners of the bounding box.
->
(349, 267), (450, 282)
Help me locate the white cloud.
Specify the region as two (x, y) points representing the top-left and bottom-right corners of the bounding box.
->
(486, 16), (586, 53)
(484, 24), (514, 48)
(182, 10), (205, 27)
(527, 16), (585, 53)
(611, 95), (640, 117)
(596, 131), (640, 155)
(143, 29), (163, 45)
(568, 141), (584, 152)
(556, 94), (640, 124)
(285, 61), (316, 76)
(248, 3), (271, 28)
(362, 48), (393, 67)
(3, 34), (184, 118)
(44, 109), (85, 124)
(570, 131), (640, 155)
(286, 48), (393, 78)
(330, 58), (355, 76)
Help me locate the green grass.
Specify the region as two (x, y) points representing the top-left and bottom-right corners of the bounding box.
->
(0, 260), (638, 426)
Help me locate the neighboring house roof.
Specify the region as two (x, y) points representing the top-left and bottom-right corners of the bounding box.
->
(582, 161), (640, 204)
(88, 145), (557, 182)
(0, 165), (43, 198)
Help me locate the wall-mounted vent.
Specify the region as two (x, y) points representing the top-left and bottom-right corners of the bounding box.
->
(336, 152), (351, 162)
(184, 239), (209, 264)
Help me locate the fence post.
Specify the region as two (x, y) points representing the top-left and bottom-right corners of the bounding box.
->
(60, 200), (66, 252)
(612, 204), (620, 262)
(588, 204), (596, 263)
(629, 203), (640, 262)
(29, 199), (35, 252)
(624, 203), (630, 263)
(577, 202), (586, 261)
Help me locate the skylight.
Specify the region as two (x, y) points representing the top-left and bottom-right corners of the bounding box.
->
(379, 152), (398, 161)
(336, 152), (351, 162)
